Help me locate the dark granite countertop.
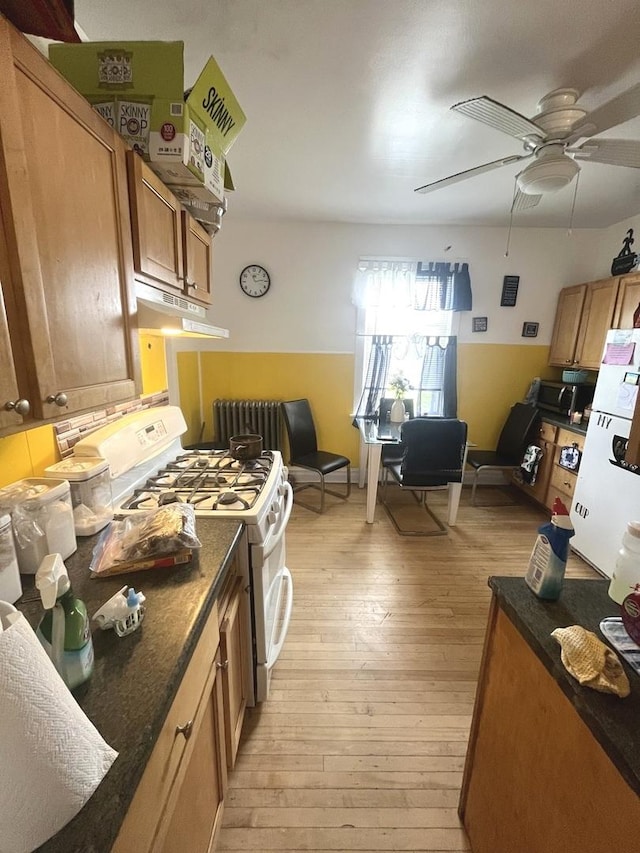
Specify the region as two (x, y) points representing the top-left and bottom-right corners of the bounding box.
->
(489, 577), (640, 796)
(14, 516), (244, 853)
(537, 410), (588, 435)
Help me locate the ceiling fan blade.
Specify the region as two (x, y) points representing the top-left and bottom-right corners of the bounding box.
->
(570, 138), (640, 168)
(414, 154), (531, 194)
(452, 96), (544, 142)
(511, 188), (542, 213)
(572, 83), (640, 137)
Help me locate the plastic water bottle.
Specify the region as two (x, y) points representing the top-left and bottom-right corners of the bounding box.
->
(608, 521), (640, 605)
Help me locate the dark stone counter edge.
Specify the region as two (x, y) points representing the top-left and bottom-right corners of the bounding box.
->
(488, 576), (640, 797)
(537, 411), (588, 435)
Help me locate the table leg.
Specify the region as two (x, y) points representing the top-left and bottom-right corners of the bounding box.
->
(366, 444), (382, 523)
(448, 483), (462, 526)
(358, 437), (368, 489)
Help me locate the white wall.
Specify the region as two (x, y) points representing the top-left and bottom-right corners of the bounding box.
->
(207, 219), (601, 352)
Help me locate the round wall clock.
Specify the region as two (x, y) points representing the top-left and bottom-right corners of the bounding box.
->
(239, 264), (271, 298)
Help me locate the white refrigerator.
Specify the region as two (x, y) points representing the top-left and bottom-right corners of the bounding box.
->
(571, 329), (640, 578)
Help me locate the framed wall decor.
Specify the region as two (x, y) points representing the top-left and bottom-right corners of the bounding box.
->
(500, 275), (520, 307)
(522, 322), (539, 338)
(472, 316), (488, 332)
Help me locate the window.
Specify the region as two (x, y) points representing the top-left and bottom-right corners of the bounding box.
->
(353, 260), (471, 419)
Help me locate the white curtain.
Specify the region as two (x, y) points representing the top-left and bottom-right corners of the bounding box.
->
(352, 260), (418, 309)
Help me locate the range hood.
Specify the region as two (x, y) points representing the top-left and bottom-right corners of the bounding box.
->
(135, 281), (229, 339)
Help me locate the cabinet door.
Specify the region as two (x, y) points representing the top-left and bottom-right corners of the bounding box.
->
(127, 152), (184, 293)
(613, 273), (640, 329)
(0, 21), (139, 419)
(182, 212), (213, 306)
(574, 278), (619, 368)
(220, 576), (250, 769)
(548, 285), (586, 366)
(160, 648), (228, 853)
(0, 218), (30, 429)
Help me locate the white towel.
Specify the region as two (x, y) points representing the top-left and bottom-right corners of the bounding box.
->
(0, 611), (117, 853)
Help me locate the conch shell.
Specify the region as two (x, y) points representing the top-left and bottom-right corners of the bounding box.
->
(551, 625), (630, 698)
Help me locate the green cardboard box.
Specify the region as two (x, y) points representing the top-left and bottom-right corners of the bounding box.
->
(49, 44), (245, 203)
(148, 56), (246, 203)
(48, 41), (184, 156)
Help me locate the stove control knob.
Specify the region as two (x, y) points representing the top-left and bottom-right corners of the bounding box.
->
(267, 510), (278, 524)
(271, 501), (280, 515)
(278, 482), (287, 496)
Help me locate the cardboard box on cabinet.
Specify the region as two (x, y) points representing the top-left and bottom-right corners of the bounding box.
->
(48, 43), (245, 204)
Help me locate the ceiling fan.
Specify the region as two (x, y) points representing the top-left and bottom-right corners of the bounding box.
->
(415, 86), (640, 211)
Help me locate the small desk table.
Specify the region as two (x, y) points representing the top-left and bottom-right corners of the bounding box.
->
(355, 418), (466, 526)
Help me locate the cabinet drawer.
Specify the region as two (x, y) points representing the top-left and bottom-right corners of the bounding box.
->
(539, 421), (558, 443)
(556, 427), (585, 453)
(550, 464), (578, 499)
(112, 600), (219, 853)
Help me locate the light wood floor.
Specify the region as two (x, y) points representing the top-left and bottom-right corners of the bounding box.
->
(218, 485), (598, 853)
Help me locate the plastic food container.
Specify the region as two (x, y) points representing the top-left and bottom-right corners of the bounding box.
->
(0, 513), (22, 603)
(45, 458), (113, 536)
(1, 478), (77, 574)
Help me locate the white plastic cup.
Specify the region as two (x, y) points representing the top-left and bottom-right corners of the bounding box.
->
(608, 521), (640, 605)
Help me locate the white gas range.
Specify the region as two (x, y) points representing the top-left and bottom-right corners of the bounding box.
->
(72, 405), (293, 703)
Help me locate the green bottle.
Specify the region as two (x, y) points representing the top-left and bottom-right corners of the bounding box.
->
(36, 553), (94, 689)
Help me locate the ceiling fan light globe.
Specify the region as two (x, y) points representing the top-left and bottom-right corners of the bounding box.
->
(516, 154), (580, 194)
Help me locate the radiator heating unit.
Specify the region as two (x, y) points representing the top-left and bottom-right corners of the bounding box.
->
(213, 399), (283, 451)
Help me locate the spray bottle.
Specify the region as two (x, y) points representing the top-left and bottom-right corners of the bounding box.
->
(525, 497), (575, 600)
(36, 553), (94, 689)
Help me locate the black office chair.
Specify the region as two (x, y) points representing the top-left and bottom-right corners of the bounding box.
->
(466, 402), (540, 505)
(281, 399), (351, 513)
(382, 417), (468, 536)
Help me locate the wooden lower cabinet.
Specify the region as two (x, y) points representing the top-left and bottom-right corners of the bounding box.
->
(547, 426), (586, 512)
(219, 575), (251, 769)
(160, 648), (228, 853)
(460, 599), (640, 853)
(112, 601), (228, 853)
(513, 421), (557, 509)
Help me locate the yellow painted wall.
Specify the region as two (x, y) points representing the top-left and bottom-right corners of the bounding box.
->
(458, 343), (558, 449)
(177, 351), (201, 446)
(0, 341), (555, 488)
(139, 332), (168, 394)
(0, 425), (59, 488)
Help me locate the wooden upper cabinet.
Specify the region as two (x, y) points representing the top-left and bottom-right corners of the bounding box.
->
(613, 273), (640, 329)
(574, 277), (619, 368)
(0, 18), (140, 423)
(128, 153), (213, 307)
(127, 152), (184, 293)
(549, 278), (618, 369)
(548, 284), (586, 366)
(182, 212), (213, 306)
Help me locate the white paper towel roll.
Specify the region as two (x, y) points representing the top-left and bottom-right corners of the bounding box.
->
(0, 610), (118, 853)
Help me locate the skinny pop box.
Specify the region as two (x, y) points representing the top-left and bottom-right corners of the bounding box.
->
(48, 41), (184, 157)
(148, 55), (246, 203)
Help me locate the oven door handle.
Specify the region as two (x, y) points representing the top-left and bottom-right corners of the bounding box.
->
(262, 480), (293, 560)
(266, 566), (293, 670)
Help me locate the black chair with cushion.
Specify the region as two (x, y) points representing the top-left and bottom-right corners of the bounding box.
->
(281, 399), (351, 513)
(466, 402), (540, 505)
(382, 417), (468, 536)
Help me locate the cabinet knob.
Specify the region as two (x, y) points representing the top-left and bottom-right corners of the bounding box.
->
(4, 398), (30, 416)
(186, 279), (198, 289)
(216, 659), (229, 671)
(45, 392), (68, 407)
(175, 720), (193, 740)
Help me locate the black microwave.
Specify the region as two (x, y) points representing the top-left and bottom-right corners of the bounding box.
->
(536, 381), (594, 417)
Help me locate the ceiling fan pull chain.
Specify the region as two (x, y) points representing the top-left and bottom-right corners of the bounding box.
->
(567, 171), (581, 236)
